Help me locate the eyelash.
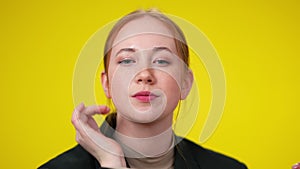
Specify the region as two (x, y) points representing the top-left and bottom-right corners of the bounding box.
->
(116, 58), (170, 66)
(153, 59), (170, 65)
(117, 58), (136, 65)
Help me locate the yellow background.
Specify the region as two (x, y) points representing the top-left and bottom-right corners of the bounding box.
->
(0, 0), (299, 168)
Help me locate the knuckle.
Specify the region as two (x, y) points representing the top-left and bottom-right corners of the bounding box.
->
(71, 109), (80, 125)
(71, 115), (77, 124)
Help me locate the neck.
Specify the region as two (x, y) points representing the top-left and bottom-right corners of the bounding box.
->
(114, 113), (174, 157)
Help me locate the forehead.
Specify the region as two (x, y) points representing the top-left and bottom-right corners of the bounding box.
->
(110, 16), (178, 55)
(112, 16), (175, 47)
(111, 34), (177, 56)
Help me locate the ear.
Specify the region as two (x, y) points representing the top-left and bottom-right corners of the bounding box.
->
(180, 69), (194, 100)
(101, 71), (111, 98)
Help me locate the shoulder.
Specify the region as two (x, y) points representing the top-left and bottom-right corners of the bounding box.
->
(176, 138), (247, 169)
(38, 145), (97, 169)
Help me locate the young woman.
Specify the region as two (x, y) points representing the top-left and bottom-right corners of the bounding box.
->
(39, 9), (247, 169)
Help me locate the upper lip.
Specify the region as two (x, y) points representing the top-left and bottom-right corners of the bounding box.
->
(132, 91), (158, 97)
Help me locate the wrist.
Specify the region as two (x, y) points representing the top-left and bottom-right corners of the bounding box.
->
(99, 156), (126, 168)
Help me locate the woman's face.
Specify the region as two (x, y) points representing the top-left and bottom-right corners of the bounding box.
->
(102, 16), (191, 124)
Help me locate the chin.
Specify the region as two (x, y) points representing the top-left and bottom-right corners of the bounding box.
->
(119, 107), (167, 124)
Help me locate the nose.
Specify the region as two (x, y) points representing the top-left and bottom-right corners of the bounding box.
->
(135, 69), (156, 85)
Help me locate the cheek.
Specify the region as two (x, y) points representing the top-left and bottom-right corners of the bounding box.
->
(159, 75), (181, 102)
(158, 80), (181, 115)
(108, 65), (137, 103)
(109, 70), (130, 94)
(168, 82), (181, 99)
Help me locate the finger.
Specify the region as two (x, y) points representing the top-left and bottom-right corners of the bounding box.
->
(72, 104), (109, 132)
(71, 103), (86, 124)
(75, 122), (124, 157)
(73, 112), (103, 138)
(88, 116), (100, 131)
(76, 122), (109, 149)
(82, 105), (110, 116)
(72, 104), (100, 125)
(75, 130), (82, 143)
(75, 102), (85, 112)
(71, 103), (86, 127)
(98, 106), (110, 115)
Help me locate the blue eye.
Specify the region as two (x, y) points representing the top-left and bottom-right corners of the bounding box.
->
(118, 58), (136, 65)
(154, 59), (170, 65)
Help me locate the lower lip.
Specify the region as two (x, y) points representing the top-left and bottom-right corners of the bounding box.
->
(134, 95), (157, 102)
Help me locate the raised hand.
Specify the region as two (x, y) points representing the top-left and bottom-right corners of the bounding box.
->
(71, 103), (126, 168)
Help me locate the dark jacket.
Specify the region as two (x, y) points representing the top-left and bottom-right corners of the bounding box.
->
(38, 114), (247, 169)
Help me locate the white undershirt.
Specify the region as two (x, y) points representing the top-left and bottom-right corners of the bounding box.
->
(113, 127), (175, 169)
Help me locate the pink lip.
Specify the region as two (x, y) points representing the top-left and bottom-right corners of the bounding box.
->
(132, 91), (158, 102)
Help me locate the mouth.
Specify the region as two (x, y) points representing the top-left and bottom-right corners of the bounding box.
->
(132, 91), (158, 102)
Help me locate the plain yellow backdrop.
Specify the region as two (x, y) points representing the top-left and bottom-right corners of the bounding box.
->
(0, 0), (299, 169)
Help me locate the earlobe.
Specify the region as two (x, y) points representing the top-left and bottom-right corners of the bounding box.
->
(180, 69), (194, 100)
(101, 71), (111, 98)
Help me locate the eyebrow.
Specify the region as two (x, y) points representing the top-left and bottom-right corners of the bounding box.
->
(115, 48), (136, 57)
(153, 46), (173, 53)
(114, 46), (173, 57)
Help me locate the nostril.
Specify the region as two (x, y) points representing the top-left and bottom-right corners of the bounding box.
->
(137, 78), (153, 83)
